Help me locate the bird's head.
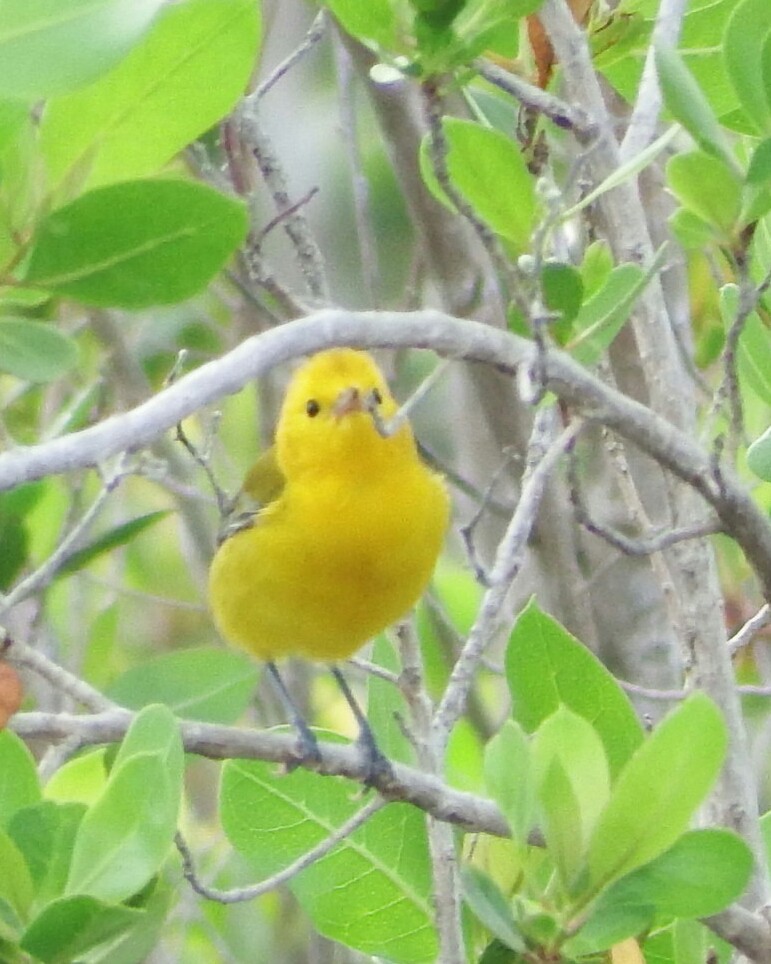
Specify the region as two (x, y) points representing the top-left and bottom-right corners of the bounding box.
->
(275, 348), (416, 480)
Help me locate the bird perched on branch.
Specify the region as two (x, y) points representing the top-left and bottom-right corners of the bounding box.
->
(208, 347), (449, 776)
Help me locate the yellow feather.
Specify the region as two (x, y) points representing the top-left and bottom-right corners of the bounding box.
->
(208, 348), (449, 662)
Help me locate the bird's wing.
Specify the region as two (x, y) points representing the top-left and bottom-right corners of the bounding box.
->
(216, 447), (286, 545)
(242, 446), (286, 507)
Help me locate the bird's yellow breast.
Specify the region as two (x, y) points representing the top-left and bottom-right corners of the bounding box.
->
(208, 460), (448, 662)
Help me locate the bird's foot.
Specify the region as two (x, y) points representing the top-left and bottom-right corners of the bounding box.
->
(285, 720), (323, 773)
(355, 727), (394, 788)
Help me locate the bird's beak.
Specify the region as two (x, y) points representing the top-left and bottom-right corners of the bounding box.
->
(332, 386), (364, 419)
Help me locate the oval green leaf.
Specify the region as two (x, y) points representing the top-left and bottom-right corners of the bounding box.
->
(0, 318), (78, 382)
(41, 0), (261, 190)
(586, 693), (727, 890)
(505, 599), (644, 777)
(748, 426), (771, 481)
(221, 759), (438, 963)
(420, 117), (537, 250)
(20, 895), (143, 964)
(66, 706), (182, 902)
(724, 0), (771, 134)
(0, 731), (41, 828)
(0, 0), (164, 100)
(596, 829), (752, 920)
(107, 647), (259, 724)
(23, 178), (248, 308)
(666, 151), (742, 234)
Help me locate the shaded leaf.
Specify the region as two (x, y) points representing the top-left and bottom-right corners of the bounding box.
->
(21, 895), (143, 964)
(0, 0), (164, 99)
(505, 600), (643, 777)
(107, 646), (258, 725)
(41, 0), (261, 189)
(221, 757), (438, 963)
(23, 179), (248, 309)
(461, 866), (525, 953)
(57, 511), (171, 578)
(0, 319), (78, 382)
(586, 694), (726, 890)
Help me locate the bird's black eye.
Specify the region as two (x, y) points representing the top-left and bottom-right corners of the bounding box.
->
(306, 399), (320, 417)
(372, 388), (383, 405)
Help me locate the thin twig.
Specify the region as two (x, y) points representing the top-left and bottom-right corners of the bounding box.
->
(459, 447), (519, 586)
(419, 441), (514, 518)
(475, 58), (597, 142)
(368, 358), (452, 438)
(256, 10), (327, 100)
(175, 419), (233, 520)
(2, 634), (115, 713)
(421, 79), (513, 306)
(395, 621), (465, 964)
(346, 657), (400, 687)
(0, 456), (130, 617)
(255, 187), (321, 244)
(176, 795), (385, 903)
(618, 0), (689, 162)
(728, 604), (771, 657)
(333, 32), (379, 307)
(236, 102), (330, 302)
(432, 412), (585, 752)
(569, 457), (723, 555)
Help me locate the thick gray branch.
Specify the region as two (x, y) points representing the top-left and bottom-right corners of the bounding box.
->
(1, 309), (769, 597)
(10, 709), (509, 837)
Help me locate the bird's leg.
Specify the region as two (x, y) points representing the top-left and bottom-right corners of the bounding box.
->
(265, 662), (322, 770)
(330, 665), (394, 786)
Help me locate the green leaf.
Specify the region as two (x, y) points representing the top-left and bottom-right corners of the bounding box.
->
(564, 899), (653, 956)
(0, 0), (164, 100)
(22, 178), (248, 309)
(0, 319), (79, 382)
(325, 0), (400, 50)
(367, 635), (414, 764)
(461, 867), (525, 953)
(655, 44), (738, 170)
(597, 829), (752, 920)
(538, 756), (583, 885)
(667, 151), (742, 234)
(20, 895), (144, 964)
(484, 720), (535, 846)
(747, 138), (771, 185)
(66, 705), (182, 902)
(561, 125), (679, 221)
(532, 707), (610, 873)
(580, 240), (613, 299)
(543, 262), (584, 343)
(45, 748), (109, 807)
(8, 801), (85, 905)
(81, 881), (172, 964)
(724, 0), (771, 134)
(748, 426), (771, 481)
(0, 731), (41, 828)
(0, 827), (33, 928)
(420, 118), (537, 250)
(107, 646), (258, 724)
(567, 262), (647, 365)
(586, 693), (727, 890)
(221, 759), (438, 963)
(668, 208), (716, 250)
(479, 939), (522, 964)
(56, 510), (171, 578)
(41, 0), (261, 190)
(505, 599), (644, 777)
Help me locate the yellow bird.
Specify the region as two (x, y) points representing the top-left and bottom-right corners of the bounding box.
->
(208, 348), (449, 771)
